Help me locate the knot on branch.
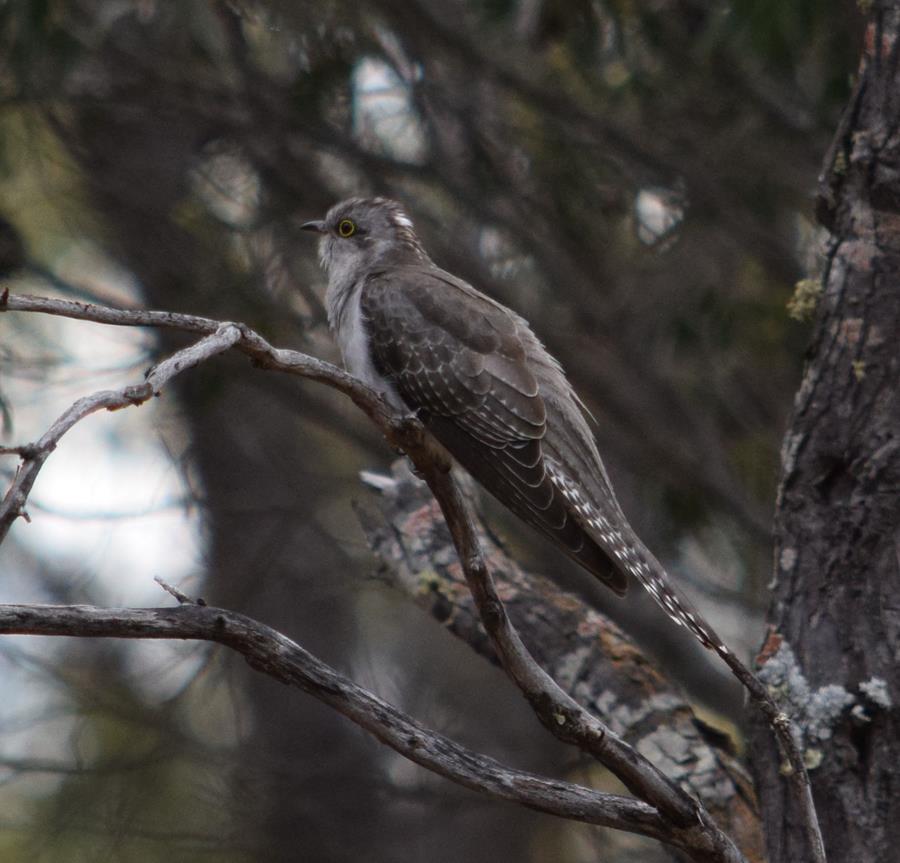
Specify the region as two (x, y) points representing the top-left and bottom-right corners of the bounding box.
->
(122, 383), (154, 405)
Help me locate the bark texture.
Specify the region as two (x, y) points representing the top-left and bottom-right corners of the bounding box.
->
(751, 8), (900, 863)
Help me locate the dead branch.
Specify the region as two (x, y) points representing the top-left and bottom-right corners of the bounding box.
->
(0, 601), (674, 844)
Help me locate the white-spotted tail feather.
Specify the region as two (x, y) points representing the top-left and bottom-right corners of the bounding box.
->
(546, 461), (726, 652)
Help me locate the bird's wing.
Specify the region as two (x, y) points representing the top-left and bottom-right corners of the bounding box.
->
(361, 265), (628, 594)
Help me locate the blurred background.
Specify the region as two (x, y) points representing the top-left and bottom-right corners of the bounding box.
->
(0, 1), (861, 861)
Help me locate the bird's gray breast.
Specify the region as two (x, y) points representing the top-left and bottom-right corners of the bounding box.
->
(329, 280), (405, 410)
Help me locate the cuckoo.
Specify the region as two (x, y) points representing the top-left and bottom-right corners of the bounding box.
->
(302, 197), (726, 654)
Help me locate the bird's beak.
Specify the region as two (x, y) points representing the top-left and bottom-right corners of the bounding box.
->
(301, 220), (326, 234)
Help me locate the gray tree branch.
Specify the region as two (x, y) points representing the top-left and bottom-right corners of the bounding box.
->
(0, 602), (672, 843)
(0, 318), (242, 543)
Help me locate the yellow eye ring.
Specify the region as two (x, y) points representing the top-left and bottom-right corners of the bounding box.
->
(337, 218), (356, 238)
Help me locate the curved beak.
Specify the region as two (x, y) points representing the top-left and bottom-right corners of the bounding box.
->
(301, 220), (326, 234)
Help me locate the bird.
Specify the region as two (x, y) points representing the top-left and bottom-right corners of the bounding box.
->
(302, 197), (726, 654)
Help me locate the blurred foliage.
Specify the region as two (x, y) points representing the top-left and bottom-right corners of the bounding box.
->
(0, 644), (251, 863)
(0, 0), (862, 860)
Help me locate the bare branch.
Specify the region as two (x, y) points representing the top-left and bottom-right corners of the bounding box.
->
(0, 290), (388, 417)
(0, 321), (242, 544)
(0, 601), (674, 845)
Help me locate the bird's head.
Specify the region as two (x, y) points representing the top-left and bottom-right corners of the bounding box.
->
(302, 197), (428, 286)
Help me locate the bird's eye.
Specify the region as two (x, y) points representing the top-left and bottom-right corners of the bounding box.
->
(337, 219), (356, 238)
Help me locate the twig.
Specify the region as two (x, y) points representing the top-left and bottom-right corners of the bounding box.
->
(715, 646), (826, 863)
(153, 576), (205, 606)
(0, 321), (242, 545)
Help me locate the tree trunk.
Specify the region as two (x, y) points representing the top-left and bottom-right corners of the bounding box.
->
(751, 8), (900, 862)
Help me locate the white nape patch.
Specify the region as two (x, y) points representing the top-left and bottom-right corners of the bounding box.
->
(393, 213), (413, 228)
